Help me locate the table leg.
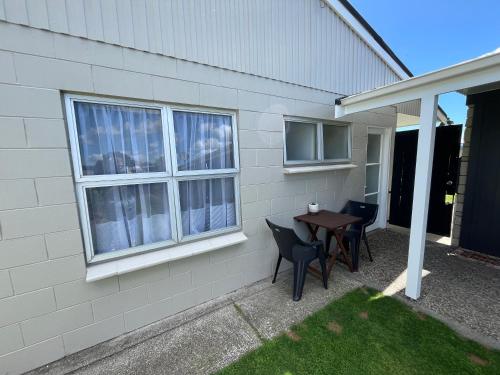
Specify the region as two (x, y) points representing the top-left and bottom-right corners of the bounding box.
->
(303, 222), (354, 278)
(325, 256), (336, 276)
(333, 226), (354, 272)
(305, 224), (329, 280)
(305, 223), (320, 241)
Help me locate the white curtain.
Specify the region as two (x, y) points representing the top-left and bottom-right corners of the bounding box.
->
(74, 102), (165, 175)
(179, 178), (236, 236)
(173, 111), (234, 171)
(74, 101), (171, 254)
(87, 183), (172, 254)
(173, 111), (236, 236)
(75, 104), (237, 252)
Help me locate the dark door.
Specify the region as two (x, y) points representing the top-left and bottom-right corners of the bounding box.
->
(389, 125), (462, 236)
(389, 130), (418, 229)
(460, 90), (500, 257)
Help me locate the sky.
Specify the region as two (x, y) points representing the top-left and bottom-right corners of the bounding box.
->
(349, 0), (500, 125)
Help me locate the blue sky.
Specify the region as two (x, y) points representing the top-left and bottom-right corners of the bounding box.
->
(349, 0), (500, 125)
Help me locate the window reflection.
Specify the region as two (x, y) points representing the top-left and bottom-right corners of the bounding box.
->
(74, 102), (165, 175)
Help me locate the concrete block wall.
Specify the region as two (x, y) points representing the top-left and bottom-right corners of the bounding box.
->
(451, 105), (474, 246)
(0, 21), (396, 373)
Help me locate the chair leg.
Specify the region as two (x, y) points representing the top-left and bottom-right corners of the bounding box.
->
(292, 260), (309, 301)
(318, 251), (328, 289)
(363, 232), (373, 262)
(325, 231), (333, 256)
(272, 255), (282, 284)
(350, 237), (360, 272)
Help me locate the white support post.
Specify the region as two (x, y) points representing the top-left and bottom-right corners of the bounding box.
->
(405, 95), (438, 299)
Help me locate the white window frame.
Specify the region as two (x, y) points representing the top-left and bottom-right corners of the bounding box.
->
(173, 174), (241, 243)
(75, 178), (179, 263)
(283, 117), (352, 166)
(66, 95), (173, 182)
(168, 107), (240, 177)
(65, 94), (241, 264)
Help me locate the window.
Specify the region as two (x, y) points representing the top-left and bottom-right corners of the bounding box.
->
(66, 95), (240, 263)
(365, 132), (382, 204)
(323, 123), (350, 160)
(285, 121), (318, 162)
(284, 119), (351, 165)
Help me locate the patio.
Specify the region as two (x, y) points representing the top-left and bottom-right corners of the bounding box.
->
(356, 229), (500, 344)
(29, 230), (499, 375)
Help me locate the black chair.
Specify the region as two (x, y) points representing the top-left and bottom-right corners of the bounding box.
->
(327, 201), (378, 271)
(266, 219), (328, 301)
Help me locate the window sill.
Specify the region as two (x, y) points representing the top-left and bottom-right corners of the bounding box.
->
(86, 231), (248, 282)
(283, 164), (357, 174)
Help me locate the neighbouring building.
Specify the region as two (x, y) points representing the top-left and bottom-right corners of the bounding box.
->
(0, 1), (444, 373)
(452, 89), (500, 257)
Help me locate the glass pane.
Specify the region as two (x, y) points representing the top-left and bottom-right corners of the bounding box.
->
(365, 193), (378, 204)
(285, 121), (317, 161)
(86, 183), (172, 255)
(179, 177), (236, 236)
(367, 134), (381, 164)
(323, 124), (349, 160)
(74, 101), (165, 176)
(365, 164), (380, 194)
(173, 111), (234, 171)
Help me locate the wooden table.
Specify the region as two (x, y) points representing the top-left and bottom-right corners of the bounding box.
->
(294, 210), (362, 278)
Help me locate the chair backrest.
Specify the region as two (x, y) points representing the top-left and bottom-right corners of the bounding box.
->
(265, 219), (301, 262)
(340, 200), (379, 227)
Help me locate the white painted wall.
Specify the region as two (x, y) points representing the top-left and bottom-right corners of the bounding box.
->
(0, 0), (403, 95)
(0, 19), (396, 375)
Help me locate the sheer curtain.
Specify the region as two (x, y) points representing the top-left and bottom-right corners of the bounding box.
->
(87, 183), (172, 254)
(74, 101), (171, 254)
(74, 102), (165, 175)
(173, 111), (236, 236)
(173, 111), (234, 171)
(179, 178), (236, 236)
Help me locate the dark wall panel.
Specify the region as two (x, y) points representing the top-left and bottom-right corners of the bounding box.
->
(461, 89), (500, 256)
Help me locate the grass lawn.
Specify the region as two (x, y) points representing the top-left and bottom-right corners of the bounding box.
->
(219, 288), (500, 375)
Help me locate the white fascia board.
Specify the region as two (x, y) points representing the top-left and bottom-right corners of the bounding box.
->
(437, 108), (448, 123)
(325, 0), (410, 80)
(336, 52), (500, 117)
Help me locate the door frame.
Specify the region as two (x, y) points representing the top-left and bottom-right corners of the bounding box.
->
(366, 126), (392, 230)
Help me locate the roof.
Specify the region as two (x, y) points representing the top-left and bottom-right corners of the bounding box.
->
(335, 49), (500, 117)
(337, 0), (413, 78)
(334, 0), (450, 122)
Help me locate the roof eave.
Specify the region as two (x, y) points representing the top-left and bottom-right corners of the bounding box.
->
(336, 51), (500, 116)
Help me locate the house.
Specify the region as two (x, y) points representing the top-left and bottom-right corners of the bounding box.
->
(0, 0), (465, 373)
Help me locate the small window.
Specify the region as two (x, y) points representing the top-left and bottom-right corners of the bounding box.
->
(66, 96), (240, 263)
(366, 133), (381, 164)
(285, 121), (318, 162)
(323, 123), (349, 161)
(284, 119), (351, 165)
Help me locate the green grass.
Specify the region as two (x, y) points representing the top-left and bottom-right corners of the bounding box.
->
(218, 288), (500, 375)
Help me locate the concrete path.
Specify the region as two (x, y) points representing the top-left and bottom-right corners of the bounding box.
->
(30, 267), (361, 375)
